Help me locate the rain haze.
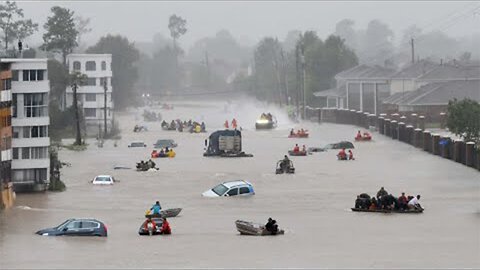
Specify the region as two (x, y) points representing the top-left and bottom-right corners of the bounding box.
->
(0, 1), (479, 269)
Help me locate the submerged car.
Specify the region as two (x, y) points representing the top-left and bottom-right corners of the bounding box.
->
(36, 219), (108, 237)
(128, 141), (147, 148)
(92, 175), (115, 185)
(202, 180), (255, 197)
(153, 139), (177, 149)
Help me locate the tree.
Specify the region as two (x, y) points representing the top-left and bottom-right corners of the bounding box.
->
(447, 98), (480, 144)
(69, 71), (87, 145)
(74, 16), (91, 45)
(42, 6), (78, 65)
(168, 14), (187, 89)
(0, 1), (38, 51)
(253, 37), (283, 103)
(87, 34), (140, 109)
(335, 19), (357, 51)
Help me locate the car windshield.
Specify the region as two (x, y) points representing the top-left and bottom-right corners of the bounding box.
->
(55, 219), (72, 230)
(95, 176), (110, 182)
(212, 184), (228, 196)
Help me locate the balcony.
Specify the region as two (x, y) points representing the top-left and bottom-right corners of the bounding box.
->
(12, 159), (49, 170)
(1, 149), (12, 161)
(12, 137), (50, 148)
(12, 117), (49, 127)
(11, 80), (49, 94)
(0, 89), (11, 102)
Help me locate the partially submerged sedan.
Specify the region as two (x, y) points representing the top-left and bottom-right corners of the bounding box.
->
(202, 180), (255, 197)
(92, 175), (115, 185)
(36, 218), (108, 237)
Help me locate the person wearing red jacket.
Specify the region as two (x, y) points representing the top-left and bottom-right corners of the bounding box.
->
(160, 218), (171, 235)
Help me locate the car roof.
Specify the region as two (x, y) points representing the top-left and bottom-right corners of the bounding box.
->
(131, 141), (145, 144)
(156, 139), (174, 142)
(95, 175), (112, 178)
(222, 180), (251, 188)
(69, 218), (103, 223)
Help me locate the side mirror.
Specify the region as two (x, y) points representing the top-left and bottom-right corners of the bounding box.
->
(62, 227), (68, 231)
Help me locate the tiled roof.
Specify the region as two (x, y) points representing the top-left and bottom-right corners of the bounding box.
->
(417, 64), (480, 81)
(390, 60), (438, 79)
(313, 84), (346, 98)
(382, 80), (480, 106)
(335, 65), (396, 80)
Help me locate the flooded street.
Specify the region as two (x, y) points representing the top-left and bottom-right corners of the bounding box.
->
(1, 100), (479, 269)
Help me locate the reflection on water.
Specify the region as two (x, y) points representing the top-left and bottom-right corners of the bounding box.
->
(1, 100), (479, 269)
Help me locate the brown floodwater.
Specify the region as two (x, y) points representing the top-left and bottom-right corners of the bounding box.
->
(1, 100), (479, 269)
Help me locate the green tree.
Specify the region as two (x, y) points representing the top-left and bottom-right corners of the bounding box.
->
(253, 37), (283, 104)
(0, 1), (38, 51)
(86, 34), (140, 109)
(447, 98), (480, 144)
(69, 71), (87, 145)
(42, 6), (78, 65)
(168, 14), (187, 89)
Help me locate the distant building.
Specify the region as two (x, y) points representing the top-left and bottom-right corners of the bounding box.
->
(65, 54), (113, 135)
(0, 60), (14, 208)
(390, 60), (438, 94)
(2, 58), (50, 192)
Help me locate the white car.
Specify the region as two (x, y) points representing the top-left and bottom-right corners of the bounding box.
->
(128, 141), (147, 147)
(92, 175), (115, 185)
(202, 180), (255, 197)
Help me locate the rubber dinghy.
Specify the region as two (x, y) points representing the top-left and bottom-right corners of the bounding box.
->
(145, 208), (182, 218)
(288, 150), (307, 156)
(235, 220), (284, 236)
(351, 208), (424, 214)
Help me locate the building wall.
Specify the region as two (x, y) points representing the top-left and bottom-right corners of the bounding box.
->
(65, 54), (114, 134)
(390, 79), (417, 94)
(8, 59), (50, 192)
(0, 65), (14, 208)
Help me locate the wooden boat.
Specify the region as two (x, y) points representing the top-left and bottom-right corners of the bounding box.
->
(235, 220), (284, 236)
(288, 150), (307, 156)
(351, 207), (424, 214)
(145, 208), (182, 218)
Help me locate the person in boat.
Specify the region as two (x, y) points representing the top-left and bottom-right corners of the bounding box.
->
(157, 148), (165, 157)
(147, 159), (156, 169)
(260, 113), (267, 120)
(137, 161), (145, 170)
(337, 148), (347, 160)
(300, 128), (305, 135)
(348, 150), (355, 160)
(167, 148), (176, 158)
(363, 131), (371, 138)
(302, 145), (306, 152)
(267, 113), (272, 121)
(151, 150), (158, 158)
(231, 118), (237, 129)
(355, 196), (364, 209)
(356, 130), (362, 140)
(408, 195), (422, 210)
(265, 218), (278, 235)
(293, 144), (300, 152)
(280, 155), (291, 171)
(398, 192), (408, 210)
(201, 122), (206, 132)
(290, 129), (295, 136)
(195, 124), (201, 133)
(170, 120), (176, 129)
(369, 197), (378, 210)
(150, 201), (162, 215)
(376, 187), (388, 200)
(178, 123), (183, 132)
(143, 217), (157, 234)
(160, 217), (171, 235)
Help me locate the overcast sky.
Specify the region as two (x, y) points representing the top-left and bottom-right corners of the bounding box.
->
(17, 1), (480, 50)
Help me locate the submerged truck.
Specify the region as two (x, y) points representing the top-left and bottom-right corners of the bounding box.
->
(203, 130), (253, 157)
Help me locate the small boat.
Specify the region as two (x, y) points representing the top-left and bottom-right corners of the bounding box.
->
(138, 218), (163, 236)
(145, 208), (182, 218)
(355, 136), (372, 141)
(288, 150), (307, 156)
(351, 208), (424, 214)
(288, 133), (309, 138)
(307, 147), (326, 153)
(235, 220), (284, 236)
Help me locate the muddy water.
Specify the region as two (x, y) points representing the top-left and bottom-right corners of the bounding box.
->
(1, 100), (479, 269)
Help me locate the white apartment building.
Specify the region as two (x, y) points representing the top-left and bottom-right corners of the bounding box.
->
(1, 58), (50, 192)
(65, 54), (113, 135)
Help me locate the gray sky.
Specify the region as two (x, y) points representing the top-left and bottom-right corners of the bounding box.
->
(18, 1), (480, 50)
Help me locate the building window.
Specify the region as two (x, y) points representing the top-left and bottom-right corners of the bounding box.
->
(31, 126), (48, 138)
(12, 168), (47, 183)
(2, 78), (11, 90)
(12, 148), (18, 159)
(22, 147), (30, 159)
(12, 93), (17, 117)
(31, 147), (47, 159)
(73, 61), (81, 71)
(86, 61), (96, 71)
(86, 78), (96, 86)
(12, 70), (19, 81)
(84, 108), (96, 117)
(23, 126), (31, 138)
(22, 70), (46, 81)
(12, 126), (20, 138)
(85, 93), (96, 102)
(100, 77), (108, 87)
(101, 61), (107, 71)
(24, 93), (48, 117)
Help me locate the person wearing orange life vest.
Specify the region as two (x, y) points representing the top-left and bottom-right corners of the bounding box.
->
(231, 118), (237, 129)
(337, 148), (347, 160)
(160, 218), (171, 234)
(143, 217), (157, 234)
(348, 150), (355, 160)
(293, 144), (300, 152)
(355, 130), (362, 140)
(224, 120), (229, 129)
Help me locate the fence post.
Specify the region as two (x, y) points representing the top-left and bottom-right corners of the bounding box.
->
(432, 134), (441, 155)
(378, 117), (385, 134)
(398, 122), (406, 142)
(465, 142), (475, 167)
(391, 120), (398, 139)
(384, 119), (391, 137)
(423, 131), (432, 152)
(405, 125), (414, 145)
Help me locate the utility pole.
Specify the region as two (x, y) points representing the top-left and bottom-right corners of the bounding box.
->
(301, 45), (306, 120)
(411, 38), (415, 64)
(103, 77), (108, 137)
(295, 43), (300, 118)
(205, 51), (210, 90)
(280, 48), (289, 105)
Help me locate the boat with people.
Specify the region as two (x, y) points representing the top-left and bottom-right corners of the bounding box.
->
(288, 128), (309, 138)
(136, 160), (158, 171)
(288, 144), (308, 156)
(355, 130), (372, 141)
(276, 157), (295, 174)
(145, 208), (182, 218)
(143, 110), (161, 122)
(255, 113), (277, 130)
(235, 219), (284, 236)
(351, 188), (424, 214)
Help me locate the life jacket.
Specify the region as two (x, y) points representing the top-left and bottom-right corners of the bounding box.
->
(161, 220), (171, 234)
(144, 220), (157, 231)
